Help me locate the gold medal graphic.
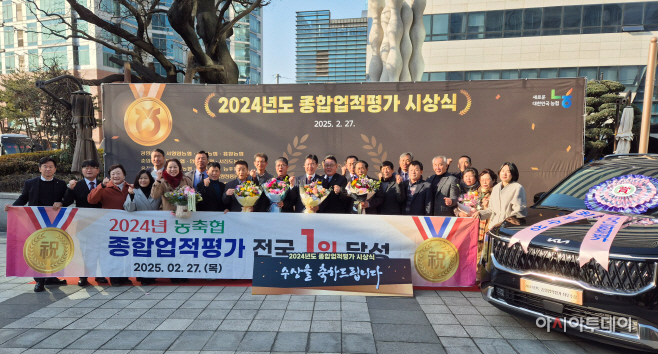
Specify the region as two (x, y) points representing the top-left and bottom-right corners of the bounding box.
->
(23, 227), (75, 274)
(124, 84), (172, 146)
(414, 237), (459, 283)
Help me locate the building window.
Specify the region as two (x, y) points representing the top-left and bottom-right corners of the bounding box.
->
(2, 2), (12, 23)
(423, 2), (658, 41)
(5, 52), (15, 73)
(250, 14), (261, 34)
(4, 27), (14, 49)
(40, 0), (65, 16)
(234, 43), (249, 61)
(42, 46), (68, 69)
(539, 68), (558, 78)
(250, 34), (261, 51)
(41, 20), (66, 45)
(27, 23), (37, 46)
(558, 67), (578, 77)
(28, 49), (38, 71)
(153, 14), (168, 31)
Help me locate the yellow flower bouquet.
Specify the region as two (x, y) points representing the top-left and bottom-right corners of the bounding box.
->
(235, 181), (261, 212)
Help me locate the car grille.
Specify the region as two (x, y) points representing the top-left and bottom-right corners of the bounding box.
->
(492, 238), (656, 292)
(493, 286), (638, 334)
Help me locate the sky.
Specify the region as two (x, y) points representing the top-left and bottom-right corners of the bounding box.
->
(262, 0), (368, 84)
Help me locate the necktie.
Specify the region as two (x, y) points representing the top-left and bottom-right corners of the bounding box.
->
(307, 176), (312, 184)
(89, 181), (95, 189)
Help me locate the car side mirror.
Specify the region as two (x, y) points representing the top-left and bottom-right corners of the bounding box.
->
(533, 192), (545, 204)
(533, 192), (546, 204)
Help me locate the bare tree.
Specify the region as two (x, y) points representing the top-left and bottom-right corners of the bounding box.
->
(23, 0), (265, 84)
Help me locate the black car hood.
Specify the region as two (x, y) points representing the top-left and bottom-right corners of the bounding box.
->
(492, 208), (658, 256)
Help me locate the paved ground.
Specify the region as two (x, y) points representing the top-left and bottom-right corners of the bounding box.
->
(0, 233), (642, 354)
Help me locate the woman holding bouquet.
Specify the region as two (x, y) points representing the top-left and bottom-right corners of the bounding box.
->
(151, 158), (194, 284)
(455, 167), (480, 217)
(151, 158), (194, 211)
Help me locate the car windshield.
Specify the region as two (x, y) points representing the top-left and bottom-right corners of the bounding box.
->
(536, 156), (658, 217)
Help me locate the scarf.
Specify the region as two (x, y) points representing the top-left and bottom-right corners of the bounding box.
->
(460, 180), (480, 194)
(140, 182), (154, 200)
(163, 170), (183, 188)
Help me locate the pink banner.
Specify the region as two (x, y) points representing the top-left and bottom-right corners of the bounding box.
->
(509, 209), (604, 252)
(578, 214), (629, 271)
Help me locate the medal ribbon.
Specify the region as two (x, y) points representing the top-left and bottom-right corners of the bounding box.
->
(578, 214), (629, 271)
(509, 209), (605, 252)
(25, 207), (78, 231)
(129, 83), (165, 100)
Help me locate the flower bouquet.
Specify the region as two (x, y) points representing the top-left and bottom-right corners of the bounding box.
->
(164, 186), (202, 219)
(299, 181), (330, 213)
(457, 189), (481, 216)
(261, 177), (290, 212)
(346, 175), (381, 214)
(235, 181), (261, 212)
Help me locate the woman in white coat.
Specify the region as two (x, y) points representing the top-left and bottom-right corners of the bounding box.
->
(472, 162), (527, 228)
(124, 170), (161, 285)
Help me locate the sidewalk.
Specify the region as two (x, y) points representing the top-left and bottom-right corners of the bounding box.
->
(0, 238), (637, 354)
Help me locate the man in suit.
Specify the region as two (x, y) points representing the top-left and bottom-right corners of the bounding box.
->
(402, 161), (433, 216)
(196, 162), (228, 212)
(318, 155), (347, 214)
(290, 154), (322, 212)
(62, 159), (108, 287)
(146, 148), (165, 179)
(397, 152), (413, 182)
(345, 160), (383, 214)
(249, 153), (274, 212)
(341, 155), (359, 181)
(4, 157), (68, 292)
(272, 157), (295, 212)
(427, 155), (460, 216)
(378, 161), (406, 215)
(185, 151), (209, 188)
(223, 160), (254, 212)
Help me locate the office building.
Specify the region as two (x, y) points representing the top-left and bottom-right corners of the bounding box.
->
(296, 10), (367, 83)
(416, 0), (658, 125)
(229, 4), (263, 84)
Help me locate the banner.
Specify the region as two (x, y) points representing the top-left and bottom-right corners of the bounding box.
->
(102, 79), (585, 199)
(6, 207), (479, 287)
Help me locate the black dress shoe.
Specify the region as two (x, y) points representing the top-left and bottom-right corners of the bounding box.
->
(34, 281), (45, 292)
(95, 277), (109, 284)
(78, 278), (89, 286)
(45, 278), (67, 285)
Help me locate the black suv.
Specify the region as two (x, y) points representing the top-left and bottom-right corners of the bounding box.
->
(481, 154), (658, 351)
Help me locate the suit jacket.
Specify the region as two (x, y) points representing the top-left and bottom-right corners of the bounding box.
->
(196, 180), (228, 212)
(290, 174), (322, 213)
(252, 171), (274, 212)
(343, 175), (384, 214)
(318, 173), (348, 214)
(378, 178), (406, 215)
(402, 179), (433, 216)
(63, 179), (102, 208)
(13, 177), (67, 207)
(222, 178), (256, 212)
(427, 173), (460, 216)
(185, 169), (208, 188)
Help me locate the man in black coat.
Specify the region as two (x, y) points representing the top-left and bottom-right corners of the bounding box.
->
(318, 155), (348, 214)
(196, 162), (228, 212)
(249, 153), (275, 212)
(289, 154), (323, 212)
(344, 160), (383, 214)
(271, 157), (295, 212)
(4, 157), (68, 292)
(427, 155), (460, 216)
(223, 160), (256, 212)
(402, 161), (433, 216)
(378, 161), (406, 215)
(62, 159), (107, 286)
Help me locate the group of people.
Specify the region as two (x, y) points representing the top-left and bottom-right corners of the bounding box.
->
(5, 149), (528, 292)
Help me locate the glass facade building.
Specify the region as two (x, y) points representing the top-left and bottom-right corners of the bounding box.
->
(231, 4), (263, 84)
(296, 10), (367, 83)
